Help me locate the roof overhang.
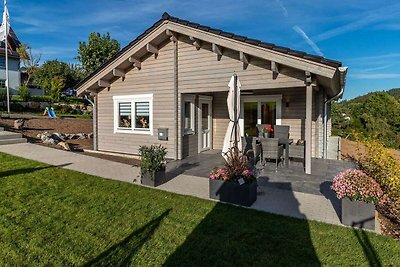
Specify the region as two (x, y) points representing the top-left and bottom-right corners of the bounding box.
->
(76, 15), (342, 97)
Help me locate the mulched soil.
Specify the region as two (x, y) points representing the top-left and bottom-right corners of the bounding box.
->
(341, 138), (400, 162)
(0, 117), (93, 150)
(0, 117), (140, 165)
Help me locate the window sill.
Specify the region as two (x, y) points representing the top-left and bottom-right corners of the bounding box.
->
(114, 129), (152, 135)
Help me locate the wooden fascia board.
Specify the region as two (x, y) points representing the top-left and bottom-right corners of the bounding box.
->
(166, 22), (337, 78)
(77, 22), (169, 95)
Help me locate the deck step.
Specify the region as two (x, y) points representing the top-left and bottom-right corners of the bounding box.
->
(0, 138), (27, 145)
(0, 131), (22, 140)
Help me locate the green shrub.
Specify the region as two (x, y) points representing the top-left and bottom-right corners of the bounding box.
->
(0, 88), (7, 102)
(355, 138), (400, 238)
(356, 138), (400, 201)
(10, 102), (24, 112)
(17, 86), (30, 101)
(31, 95), (53, 102)
(138, 145), (167, 176)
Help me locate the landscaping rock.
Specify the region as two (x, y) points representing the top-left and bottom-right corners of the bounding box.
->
(14, 119), (25, 129)
(57, 141), (71, 151)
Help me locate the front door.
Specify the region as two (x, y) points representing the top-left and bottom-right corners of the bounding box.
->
(198, 96), (213, 152)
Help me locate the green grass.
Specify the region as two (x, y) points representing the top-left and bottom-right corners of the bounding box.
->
(0, 152), (399, 266)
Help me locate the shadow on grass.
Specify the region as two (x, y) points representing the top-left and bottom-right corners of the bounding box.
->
(83, 209), (171, 267)
(0, 163), (72, 178)
(353, 218), (382, 267)
(163, 182), (321, 266)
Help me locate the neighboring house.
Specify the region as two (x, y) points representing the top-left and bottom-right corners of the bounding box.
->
(76, 13), (347, 174)
(0, 27), (21, 95)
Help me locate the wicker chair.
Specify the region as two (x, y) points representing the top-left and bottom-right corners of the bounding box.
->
(260, 137), (284, 171)
(274, 125), (290, 139)
(242, 136), (261, 164)
(289, 143), (305, 166)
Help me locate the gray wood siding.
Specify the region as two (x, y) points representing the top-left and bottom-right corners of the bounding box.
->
(96, 42), (176, 158)
(177, 40), (305, 94)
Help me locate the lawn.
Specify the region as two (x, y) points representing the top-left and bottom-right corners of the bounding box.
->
(0, 152), (399, 266)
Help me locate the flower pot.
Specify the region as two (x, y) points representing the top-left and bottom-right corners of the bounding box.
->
(209, 179), (257, 207)
(341, 198), (375, 230)
(263, 132), (270, 138)
(141, 167), (166, 187)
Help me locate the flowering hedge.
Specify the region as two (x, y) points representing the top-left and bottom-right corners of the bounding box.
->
(356, 138), (400, 201)
(331, 168), (387, 205)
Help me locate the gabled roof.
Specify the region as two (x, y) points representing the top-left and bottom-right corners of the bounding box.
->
(76, 12), (342, 94)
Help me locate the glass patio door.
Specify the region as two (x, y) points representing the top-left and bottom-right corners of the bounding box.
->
(199, 97), (212, 151)
(240, 96), (281, 137)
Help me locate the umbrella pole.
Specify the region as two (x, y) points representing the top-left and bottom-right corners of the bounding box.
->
(233, 73), (238, 150)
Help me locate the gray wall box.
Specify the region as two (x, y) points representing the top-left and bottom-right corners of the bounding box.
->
(158, 128), (168, 141)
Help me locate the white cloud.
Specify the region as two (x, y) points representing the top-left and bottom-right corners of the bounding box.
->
(314, 2), (400, 41)
(274, 0), (288, 17)
(292, 25), (323, 56)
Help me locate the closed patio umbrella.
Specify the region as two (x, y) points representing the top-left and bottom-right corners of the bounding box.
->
(222, 73), (242, 160)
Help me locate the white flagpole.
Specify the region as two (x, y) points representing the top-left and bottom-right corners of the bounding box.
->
(4, 0), (9, 114)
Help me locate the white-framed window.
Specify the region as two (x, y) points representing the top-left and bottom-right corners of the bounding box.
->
(239, 95), (282, 137)
(183, 95), (195, 135)
(113, 94), (153, 135)
(0, 58), (5, 69)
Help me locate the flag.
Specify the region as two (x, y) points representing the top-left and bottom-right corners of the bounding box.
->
(0, 2), (9, 41)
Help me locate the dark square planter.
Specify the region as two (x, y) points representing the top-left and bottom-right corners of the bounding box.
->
(341, 199), (375, 230)
(141, 167), (166, 187)
(209, 179), (257, 207)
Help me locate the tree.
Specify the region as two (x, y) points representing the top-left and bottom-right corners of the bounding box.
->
(49, 76), (65, 102)
(16, 44), (41, 86)
(76, 32), (120, 74)
(34, 60), (84, 93)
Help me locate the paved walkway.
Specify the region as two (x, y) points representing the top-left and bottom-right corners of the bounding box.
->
(0, 143), (341, 226)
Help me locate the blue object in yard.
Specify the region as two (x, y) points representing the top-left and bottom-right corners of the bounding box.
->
(48, 107), (57, 118)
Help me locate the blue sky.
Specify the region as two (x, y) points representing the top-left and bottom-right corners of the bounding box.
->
(8, 0), (400, 99)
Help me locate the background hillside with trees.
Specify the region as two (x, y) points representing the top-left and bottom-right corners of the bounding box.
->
(332, 88), (400, 149)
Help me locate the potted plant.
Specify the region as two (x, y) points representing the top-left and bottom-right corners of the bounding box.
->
(262, 124), (273, 138)
(209, 148), (257, 206)
(331, 169), (387, 230)
(138, 144), (167, 187)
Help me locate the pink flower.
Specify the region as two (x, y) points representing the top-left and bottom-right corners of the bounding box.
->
(331, 169), (386, 205)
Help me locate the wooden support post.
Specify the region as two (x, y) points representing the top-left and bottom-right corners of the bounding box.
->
(189, 36), (201, 50)
(212, 43), (223, 61)
(271, 61), (279, 80)
(305, 72), (313, 174)
(239, 51), (249, 70)
(129, 56), (141, 70)
(92, 94), (98, 151)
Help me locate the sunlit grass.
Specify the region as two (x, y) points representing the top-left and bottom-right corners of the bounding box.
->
(0, 152), (398, 266)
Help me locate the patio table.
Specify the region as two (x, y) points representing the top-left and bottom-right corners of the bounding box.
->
(255, 137), (293, 167)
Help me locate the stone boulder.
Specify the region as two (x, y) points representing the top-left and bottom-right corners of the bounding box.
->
(14, 119), (25, 129)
